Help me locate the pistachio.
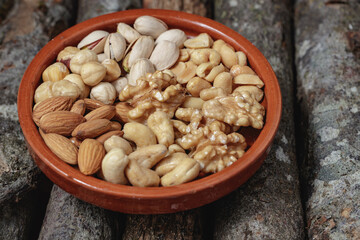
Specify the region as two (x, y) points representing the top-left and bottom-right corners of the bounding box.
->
(134, 15), (168, 39)
(117, 23), (141, 43)
(104, 32), (126, 62)
(184, 33), (214, 49)
(97, 53), (107, 62)
(127, 36), (155, 69)
(128, 58), (155, 86)
(77, 30), (109, 54)
(150, 40), (179, 70)
(155, 29), (187, 48)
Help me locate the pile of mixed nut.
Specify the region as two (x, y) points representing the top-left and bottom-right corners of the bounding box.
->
(33, 15), (265, 187)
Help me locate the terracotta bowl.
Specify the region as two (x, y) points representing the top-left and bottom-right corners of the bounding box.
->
(18, 9), (281, 214)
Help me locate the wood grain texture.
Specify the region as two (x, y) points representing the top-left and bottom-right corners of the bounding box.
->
(212, 0), (305, 239)
(144, 0), (212, 17)
(0, 0), (75, 204)
(295, 0), (360, 239)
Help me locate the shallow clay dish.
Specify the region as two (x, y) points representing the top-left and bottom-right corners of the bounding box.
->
(18, 9), (281, 214)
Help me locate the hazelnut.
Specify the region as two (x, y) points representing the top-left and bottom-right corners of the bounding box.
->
(90, 82), (117, 104)
(57, 46), (80, 68)
(70, 49), (97, 74)
(63, 74), (90, 99)
(52, 79), (81, 99)
(101, 59), (121, 82)
(42, 62), (69, 82)
(34, 81), (54, 103)
(80, 61), (106, 86)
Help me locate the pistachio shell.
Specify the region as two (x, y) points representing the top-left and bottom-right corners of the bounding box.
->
(128, 58), (156, 86)
(104, 32), (126, 62)
(128, 36), (155, 68)
(155, 29), (187, 48)
(117, 23), (141, 43)
(150, 40), (179, 70)
(134, 15), (168, 39)
(77, 30), (109, 54)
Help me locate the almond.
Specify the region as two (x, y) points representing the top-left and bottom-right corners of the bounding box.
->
(84, 105), (116, 121)
(69, 136), (82, 148)
(78, 139), (105, 175)
(40, 130), (78, 164)
(114, 102), (133, 123)
(33, 96), (74, 125)
(96, 130), (124, 144)
(70, 99), (86, 115)
(84, 98), (106, 110)
(39, 111), (85, 136)
(72, 118), (112, 140)
(110, 121), (122, 131)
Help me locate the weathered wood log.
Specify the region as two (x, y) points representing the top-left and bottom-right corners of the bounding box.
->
(143, 0), (212, 17)
(122, 210), (207, 239)
(295, 0), (360, 239)
(77, 0), (142, 23)
(212, 0), (305, 239)
(38, 185), (121, 240)
(0, 176), (52, 240)
(0, 0), (75, 204)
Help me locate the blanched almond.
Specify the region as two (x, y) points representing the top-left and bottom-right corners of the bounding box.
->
(78, 139), (105, 175)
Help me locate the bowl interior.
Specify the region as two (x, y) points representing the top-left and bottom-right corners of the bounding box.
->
(18, 9), (281, 214)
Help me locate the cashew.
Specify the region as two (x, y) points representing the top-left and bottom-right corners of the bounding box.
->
(213, 72), (233, 94)
(186, 77), (212, 97)
(128, 144), (167, 169)
(101, 148), (129, 184)
(204, 64), (226, 82)
(161, 157), (200, 186)
(123, 122), (157, 147)
(178, 49), (192, 62)
(125, 158), (160, 187)
(233, 74), (264, 88)
(104, 135), (133, 154)
(230, 65), (255, 77)
(190, 49), (221, 65)
(219, 43), (237, 69)
(181, 96), (204, 109)
(170, 61), (197, 84)
(184, 33), (213, 49)
(200, 87), (227, 101)
(147, 111), (174, 147)
(155, 152), (188, 177)
(236, 51), (247, 66)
